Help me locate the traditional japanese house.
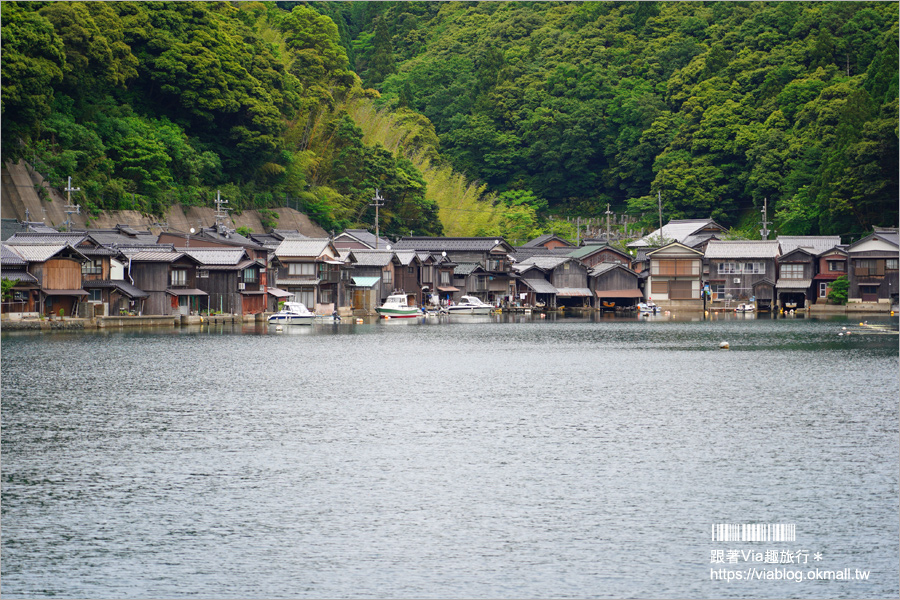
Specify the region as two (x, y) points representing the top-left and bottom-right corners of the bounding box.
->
(704, 241), (779, 310)
(453, 262), (489, 303)
(182, 248), (268, 315)
(2, 242), (90, 317)
(128, 250), (206, 316)
(272, 238), (344, 313)
(347, 249), (395, 305)
(393, 250), (424, 306)
(393, 237), (516, 304)
(512, 263), (558, 309)
(647, 243), (704, 309)
(567, 243), (633, 269)
(775, 248), (817, 309)
(813, 246), (849, 304)
(628, 219), (726, 250)
(1, 244), (39, 314)
(589, 263), (643, 310)
(514, 256), (591, 308)
(847, 227), (899, 306)
(434, 254), (459, 305)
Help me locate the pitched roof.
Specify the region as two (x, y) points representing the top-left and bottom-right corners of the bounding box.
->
(628, 219), (726, 248)
(349, 249), (394, 267)
(567, 244), (631, 260)
(3, 243), (87, 263)
(516, 255), (574, 270)
(509, 247), (574, 263)
(393, 237), (513, 253)
(704, 240), (780, 259)
(274, 238), (334, 258)
(777, 236), (843, 254)
(394, 250), (419, 266)
(335, 229), (392, 249)
(853, 227), (899, 248)
(81, 279), (149, 298)
(5, 232), (87, 245)
(0, 269), (37, 283)
(453, 262), (483, 276)
(1, 244), (27, 267)
(128, 250), (184, 263)
(182, 248), (248, 266)
(520, 278), (558, 294)
(589, 262), (639, 278)
(520, 234), (575, 248)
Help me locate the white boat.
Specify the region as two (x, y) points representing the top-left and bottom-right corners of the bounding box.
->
(268, 301), (315, 325)
(447, 295), (493, 315)
(375, 292), (421, 318)
(734, 303), (755, 312)
(637, 301), (659, 314)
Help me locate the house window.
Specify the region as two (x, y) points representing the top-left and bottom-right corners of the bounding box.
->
(288, 263), (316, 277)
(319, 288), (332, 304)
(711, 284), (725, 300)
(718, 262), (737, 275)
(88, 289), (102, 302)
(408, 266), (415, 273)
(650, 280), (668, 294)
(198, 269), (209, 278)
(855, 259), (887, 276)
(827, 260), (845, 272)
(744, 262), (764, 274)
(440, 271), (450, 285)
(382, 268), (392, 284)
(486, 258), (503, 271)
(887, 259), (898, 270)
(819, 282), (828, 298)
(293, 289), (315, 307)
(170, 269), (187, 287)
(780, 264), (804, 278)
(242, 268), (257, 283)
(82, 260), (102, 275)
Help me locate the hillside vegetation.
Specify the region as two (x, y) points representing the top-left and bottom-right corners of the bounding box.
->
(3, 1), (897, 242)
(313, 0), (898, 238)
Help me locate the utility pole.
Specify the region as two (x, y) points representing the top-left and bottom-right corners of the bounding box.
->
(576, 216), (581, 245)
(759, 197), (772, 240)
(64, 176), (81, 230)
(657, 189), (663, 232)
(605, 203), (613, 243)
(214, 190), (230, 228)
(370, 189), (384, 249)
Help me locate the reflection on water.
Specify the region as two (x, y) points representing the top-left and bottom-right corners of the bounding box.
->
(2, 315), (897, 599)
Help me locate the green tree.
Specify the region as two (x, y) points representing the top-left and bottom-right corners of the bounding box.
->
(827, 275), (849, 305)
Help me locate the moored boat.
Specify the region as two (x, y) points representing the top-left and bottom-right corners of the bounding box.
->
(447, 295), (493, 315)
(268, 301), (315, 325)
(375, 292), (421, 318)
(637, 301), (659, 314)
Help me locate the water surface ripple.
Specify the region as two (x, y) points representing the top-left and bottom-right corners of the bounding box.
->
(2, 316), (897, 598)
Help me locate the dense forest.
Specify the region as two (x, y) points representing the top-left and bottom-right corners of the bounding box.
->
(2, 2), (897, 241)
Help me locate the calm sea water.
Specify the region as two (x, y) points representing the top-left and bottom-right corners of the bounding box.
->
(2, 314), (898, 599)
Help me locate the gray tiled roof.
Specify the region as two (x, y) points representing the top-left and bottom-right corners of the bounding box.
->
(394, 250), (419, 266)
(82, 279), (149, 298)
(517, 255), (573, 270)
(1, 244), (26, 266)
(275, 238), (333, 258)
(182, 248), (248, 266)
(520, 278), (558, 294)
(777, 236), (842, 254)
(454, 262), (483, 276)
(776, 279), (813, 290)
(129, 251), (184, 262)
(4, 243), (85, 263)
(509, 247), (573, 263)
(0, 269), (37, 283)
(5, 232), (87, 245)
(394, 237), (511, 252)
(704, 240), (780, 259)
(628, 219), (726, 248)
(589, 262), (638, 277)
(337, 229), (392, 249)
(349, 249), (394, 267)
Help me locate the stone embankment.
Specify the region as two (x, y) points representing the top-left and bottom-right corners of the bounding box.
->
(1, 314), (268, 332)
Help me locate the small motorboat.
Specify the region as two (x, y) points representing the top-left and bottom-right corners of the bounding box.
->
(375, 292), (421, 318)
(637, 301), (659, 314)
(447, 295), (493, 315)
(268, 301), (315, 325)
(734, 303), (754, 313)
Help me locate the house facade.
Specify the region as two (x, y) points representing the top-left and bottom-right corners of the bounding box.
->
(814, 247), (849, 304)
(847, 227), (899, 306)
(647, 243), (704, 309)
(704, 241), (779, 310)
(775, 248), (816, 310)
(272, 238), (344, 313)
(589, 263), (643, 309)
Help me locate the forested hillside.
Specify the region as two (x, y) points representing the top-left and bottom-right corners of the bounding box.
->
(3, 1), (897, 241)
(1, 1), (442, 237)
(311, 0), (898, 238)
